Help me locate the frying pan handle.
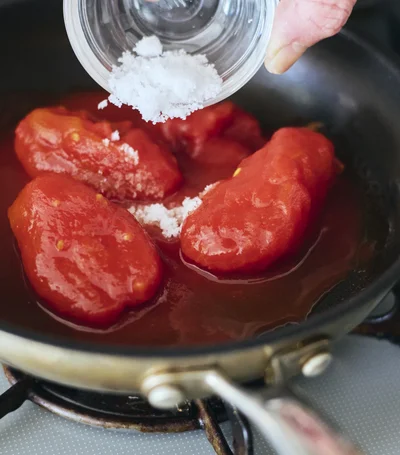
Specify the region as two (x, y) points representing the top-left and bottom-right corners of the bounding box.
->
(204, 371), (363, 455)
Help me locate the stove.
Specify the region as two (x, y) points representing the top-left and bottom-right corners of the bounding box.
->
(2, 333), (400, 455)
(1, 366), (246, 454)
(2, 1), (400, 454)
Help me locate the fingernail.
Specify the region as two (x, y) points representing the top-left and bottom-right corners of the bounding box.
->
(265, 42), (307, 74)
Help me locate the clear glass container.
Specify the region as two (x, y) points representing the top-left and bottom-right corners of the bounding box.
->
(64, 0), (278, 106)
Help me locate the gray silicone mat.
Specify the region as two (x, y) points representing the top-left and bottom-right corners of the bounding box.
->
(1, 335), (400, 454)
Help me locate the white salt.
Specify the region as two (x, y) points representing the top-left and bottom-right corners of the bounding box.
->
(201, 183), (218, 197)
(111, 130), (120, 141)
(120, 143), (139, 166)
(129, 204), (181, 239)
(134, 36), (163, 57)
(101, 132), (139, 165)
(129, 195), (203, 239)
(108, 94), (122, 108)
(98, 99), (108, 110)
(106, 36), (223, 123)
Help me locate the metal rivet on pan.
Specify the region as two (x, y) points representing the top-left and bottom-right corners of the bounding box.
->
(301, 352), (333, 378)
(148, 384), (185, 409)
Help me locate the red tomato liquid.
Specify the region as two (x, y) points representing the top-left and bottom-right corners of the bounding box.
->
(0, 93), (386, 347)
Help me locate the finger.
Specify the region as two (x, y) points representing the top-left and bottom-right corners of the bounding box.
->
(265, 0), (356, 74)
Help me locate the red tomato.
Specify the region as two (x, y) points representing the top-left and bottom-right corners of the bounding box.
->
(160, 102), (235, 149)
(187, 137), (250, 166)
(223, 107), (266, 151)
(15, 107), (182, 201)
(159, 101), (265, 166)
(8, 174), (163, 326)
(181, 128), (338, 274)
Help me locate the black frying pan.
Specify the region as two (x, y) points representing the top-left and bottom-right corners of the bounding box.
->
(0, 1), (400, 454)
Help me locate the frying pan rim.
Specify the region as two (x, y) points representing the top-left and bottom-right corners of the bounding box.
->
(1, 28), (400, 358)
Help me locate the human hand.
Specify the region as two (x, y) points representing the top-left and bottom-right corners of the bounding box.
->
(265, 0), (357, 74)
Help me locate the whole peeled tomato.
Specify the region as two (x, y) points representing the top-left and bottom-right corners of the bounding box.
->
(8, 174), (163, 326)
(159, 101), (266, 167)
(15, 107), (182, 201)
(181, 128), (338, 274)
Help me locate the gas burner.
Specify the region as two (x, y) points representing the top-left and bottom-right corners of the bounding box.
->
(0, 366), (253, 455)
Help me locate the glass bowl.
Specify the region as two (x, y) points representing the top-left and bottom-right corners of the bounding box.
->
(63, 0), (278, 107)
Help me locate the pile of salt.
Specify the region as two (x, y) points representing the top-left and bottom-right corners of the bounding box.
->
(128, 183), (217, 238)
(99, 36), (223, 124)
(129, 196), (202, 239)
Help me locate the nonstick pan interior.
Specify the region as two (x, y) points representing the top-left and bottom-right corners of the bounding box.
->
(0, 0), (399, 350)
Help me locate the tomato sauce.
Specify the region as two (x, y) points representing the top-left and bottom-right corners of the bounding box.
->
(0, 93), (383, 347)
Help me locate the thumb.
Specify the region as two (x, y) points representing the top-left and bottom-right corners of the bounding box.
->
(265, 0), (356, 74)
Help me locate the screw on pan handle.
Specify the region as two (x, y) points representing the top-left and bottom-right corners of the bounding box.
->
(204, 371), (364, 455)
